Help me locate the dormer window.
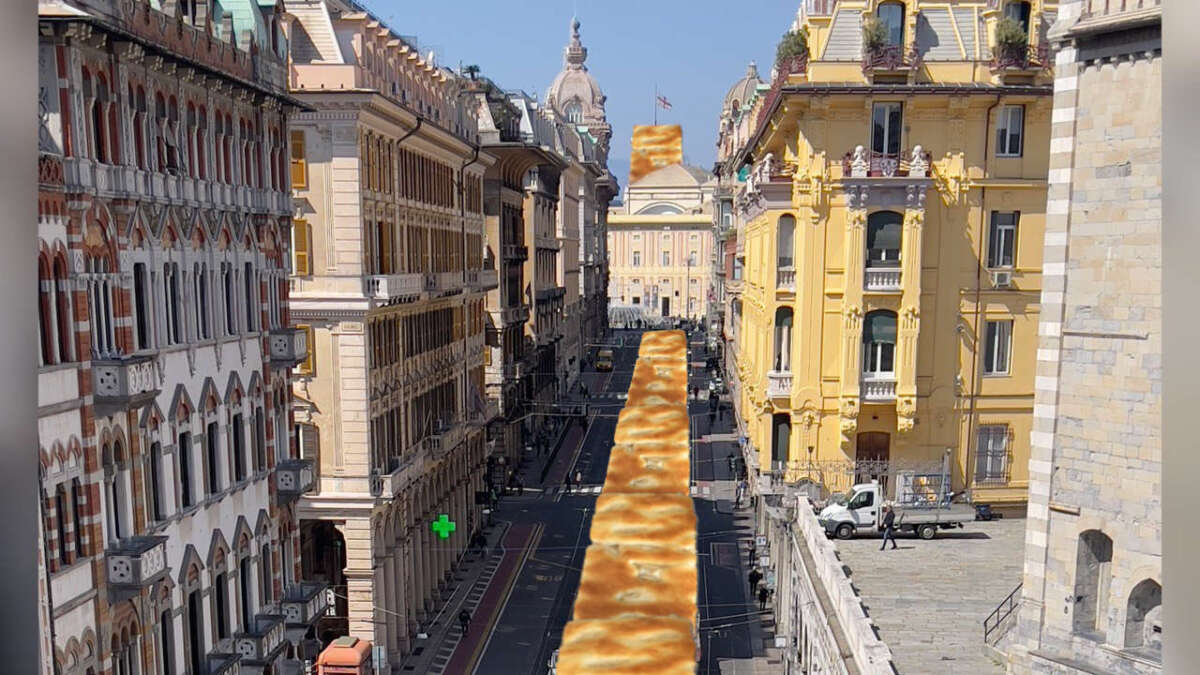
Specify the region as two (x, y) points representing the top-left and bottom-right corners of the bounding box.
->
(877, 2), (906, 47)
(564, 101), (583, 124)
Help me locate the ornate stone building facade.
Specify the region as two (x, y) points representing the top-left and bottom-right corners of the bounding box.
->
(285, 0), (493, 668)
(37, 1), (318, 673)
(1008, 1), (1162, 672)
(734, 0), (1058, 521)
(607, 134), (716, 325)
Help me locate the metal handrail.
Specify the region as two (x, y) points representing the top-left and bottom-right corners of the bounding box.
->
(983, 582), (1023, 643)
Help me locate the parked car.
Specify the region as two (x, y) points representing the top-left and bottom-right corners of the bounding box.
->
(595, 349), (614, 371)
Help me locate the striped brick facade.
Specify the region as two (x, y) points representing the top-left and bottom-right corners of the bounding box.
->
(1010, 1), (1162, 673)
(37, 2), (322, 674)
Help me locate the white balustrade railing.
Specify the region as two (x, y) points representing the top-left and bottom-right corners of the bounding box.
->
(777, 267), (796, 291)
(768, 370), (793, 398)
(861, 375), (897, 401)
(864, 267), (902, 291)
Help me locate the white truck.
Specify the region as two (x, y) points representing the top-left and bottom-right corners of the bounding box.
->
(817, 480), (976, 540)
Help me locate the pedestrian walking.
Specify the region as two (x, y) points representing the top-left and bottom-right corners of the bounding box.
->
(880, 505), (899, 551)
(581, 382), (588, 398)
(748, 567), (762, 596)
(692, 384), (699, 400)
(516, 479), (524, 496)
(573, 470), (583, 493)
(758, 586), (770, 611)
(458, 609), (471, 633)
(749, 544), (757, 566)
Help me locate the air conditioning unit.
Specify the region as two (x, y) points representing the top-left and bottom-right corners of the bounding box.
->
(991, 270), (1013, 289)
(775, 637), (788, 649)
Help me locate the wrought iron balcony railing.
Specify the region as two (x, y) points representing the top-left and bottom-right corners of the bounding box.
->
(990, 42), (1051, 72)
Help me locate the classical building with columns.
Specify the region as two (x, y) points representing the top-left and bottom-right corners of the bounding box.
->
(37, 1), (318, 674)
(1007, 1), (1162, 672)
(285, 0), (494, 667)
(732, 0), (1056, 524)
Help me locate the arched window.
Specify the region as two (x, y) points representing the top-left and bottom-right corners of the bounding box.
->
(54, 483), (70, 566)
(38, 256), (55, 365)
(131, 85), (147, 170)
(186, 103), (197, 177)
(1125, 579), (1162, 655)
(866, 211), (903, 267)
(877, 2), (906, 47)
(193, 262), (210, 340)
(771, 413), (790, 469)
(862, 310), (897, 376)
(776, 214), (795, 268)
(163, 261), (182, 345)
(259, 542), (273, 605)
(185, 581), (204, 675)
(159, 606), (175, 675)
(564, 101), (583, 124)
(53, 255), (73, 362)
(1004, 1), (1032, 35)
(196, 106), (208, 180)
(70, 478), (85, 559)
(1073, 530), (1113, 636)
(239, 550), (254, 630)
(774, 307), (793, 371)
(166, 96), (181, 173)
(85, 251), (117, 358)
(104, 439), (130, 543)
(154, 93), (168, 170)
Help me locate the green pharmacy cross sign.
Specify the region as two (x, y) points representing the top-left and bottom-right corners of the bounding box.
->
(431, 514), (456, 539)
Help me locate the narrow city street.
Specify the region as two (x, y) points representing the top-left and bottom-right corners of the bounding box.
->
(395, 327), (777, 674)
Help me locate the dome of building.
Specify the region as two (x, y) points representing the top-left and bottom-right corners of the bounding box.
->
(723, 62), (763, 116)
(546, 18), (607, 127)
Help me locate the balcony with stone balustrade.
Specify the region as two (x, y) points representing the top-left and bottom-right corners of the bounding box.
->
(275, 459), (315, 505)
(105, 535), (169, 602)
(861, 374), (898, 402)
(268, 327), (308, 369)
(864, 266), (902, 292)
(365, 273), (423, 301)
(92, 353), (160, 418)
(767, 370), (793, 401)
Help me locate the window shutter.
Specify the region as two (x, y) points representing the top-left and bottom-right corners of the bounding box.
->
(293, 219), (311, 276)
(299, 325), (314, 374)
(290, 130), (307, 189)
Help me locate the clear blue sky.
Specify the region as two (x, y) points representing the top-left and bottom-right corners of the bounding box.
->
(362, 0), (800, 190)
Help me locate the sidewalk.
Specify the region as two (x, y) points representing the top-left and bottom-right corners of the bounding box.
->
(396, 522), (541, 674)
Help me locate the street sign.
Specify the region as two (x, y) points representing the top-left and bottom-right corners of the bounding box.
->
(755, 535), (767, 548)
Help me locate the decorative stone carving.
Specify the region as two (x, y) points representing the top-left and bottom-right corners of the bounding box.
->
(909, 145), (928, 177)
(843, 304), (862, 330)
(901, 305), (919, 331)
(839, 398), (859, 433)
(905, 185), (928, 211)
(896, 397), (916, 433)
(850, 145), (868, 178)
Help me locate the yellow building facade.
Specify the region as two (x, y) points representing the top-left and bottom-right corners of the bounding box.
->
(735, 0), (1057, 508)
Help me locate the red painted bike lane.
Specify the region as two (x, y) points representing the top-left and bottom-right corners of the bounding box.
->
(444, 522), (540, 674)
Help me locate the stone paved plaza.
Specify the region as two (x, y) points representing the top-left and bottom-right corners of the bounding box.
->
(834, 518), (1027, 674)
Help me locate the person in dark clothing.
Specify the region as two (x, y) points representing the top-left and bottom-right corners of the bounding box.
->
(516, 479), (524, 496)
(758, 586), (770, 611)
(458, 609), (471, 633)
(748, 568), (762, 596)
(573, 470), (583, 493)
(692, 385), (700, 400)
(880, 505), (898, 551)
(748, 545), (757, 566)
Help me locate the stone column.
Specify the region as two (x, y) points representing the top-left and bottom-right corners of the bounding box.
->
(896, 186), (926, 434)
(839, 189), (867, 451)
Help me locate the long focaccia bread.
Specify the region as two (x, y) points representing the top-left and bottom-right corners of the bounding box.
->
(627, 365), (688, 407)
(604, 441), (691, 495)
(573, 543), (697, 622)
(590, 493), (696, 551)
(613, 404), (689, 445)
(555, 616), (697, 675)
(637, 330), (687, 357)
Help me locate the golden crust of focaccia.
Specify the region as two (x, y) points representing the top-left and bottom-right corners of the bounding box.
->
(604, 441), (691, 495)
(556, 616), (697, 675)
(573, 543), (697, 622)
(613, 404), (689, 445)
(590, 492), (697, 551)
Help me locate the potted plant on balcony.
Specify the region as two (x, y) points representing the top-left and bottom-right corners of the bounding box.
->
(861, 16), (889, 56)
(993, 16), (1030, 68)
(775, 27), (809, 74)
